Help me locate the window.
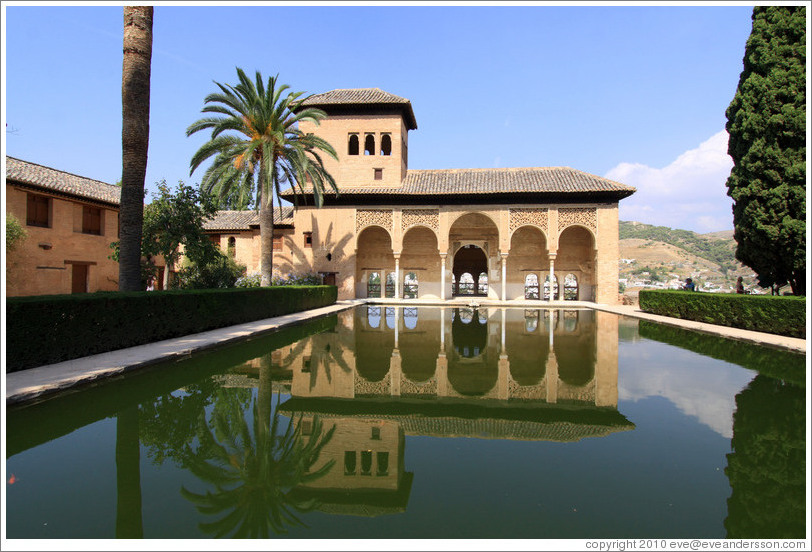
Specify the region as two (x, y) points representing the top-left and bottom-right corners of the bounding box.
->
(364, 134), (375, 156)
(564, 273), (579, 300)
(525, 273), (539, 299)
(371, 427), (381, 440)
(348, 134), (359, 156)
(273, 235), (283, 251)
(304, 232), (313, 248)
(344, 451), (357, 475)
(374, 168), (383, 180)
(477, 272), (488, 295)
(376, 452), (389, 476)
(227, 236), (236, 257)
(26, 193), (50, 227)
(82, 206), (102, 235)
(543, 274), (560, 300)
(367, 272), (381, 298)
(360, 450), (373, 475)
(209, 234), (221, 246)
(403, 271), (418, 299)
(380, 134), (392, 156)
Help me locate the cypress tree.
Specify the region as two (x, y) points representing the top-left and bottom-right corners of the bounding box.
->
(725, 6), (806, 295)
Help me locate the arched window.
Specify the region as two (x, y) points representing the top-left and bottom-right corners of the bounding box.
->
(385, 307), (396, 329)
(368, 272), (381, 298)
(563, 310), (579, 332)
(380, 134), (392, 156)
(525, 273), (539, 299)
(564, 273), (579, 300)
(477, 272), (488, 295)
(348, 134), (359, 156)
(364, 134), (375, 156)
(543, 274), (560, 300)
(403, 271), (418, 299)
(227, 236), (236, 258)
(385, 272), (396, 298)
(459, 272), (475, 295)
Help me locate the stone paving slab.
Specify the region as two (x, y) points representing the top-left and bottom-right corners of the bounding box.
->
(5, 299), (805, 406)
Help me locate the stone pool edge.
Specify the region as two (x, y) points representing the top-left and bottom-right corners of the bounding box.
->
(5, 299), (806, 406)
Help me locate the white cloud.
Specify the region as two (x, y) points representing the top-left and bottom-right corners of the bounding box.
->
(607, 131), (735, 233)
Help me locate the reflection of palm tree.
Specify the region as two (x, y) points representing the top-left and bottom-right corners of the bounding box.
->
(181, 392), (335, 537)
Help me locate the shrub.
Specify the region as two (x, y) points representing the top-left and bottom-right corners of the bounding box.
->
(235, 272), (262, 288)
(639, 289), (805, 338)
(6, 212), (27, 251)
(6, 285), (338, 372)
(176, 252), (245, 289)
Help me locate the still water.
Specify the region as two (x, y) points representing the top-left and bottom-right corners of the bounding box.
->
(5, 306), (806, 539)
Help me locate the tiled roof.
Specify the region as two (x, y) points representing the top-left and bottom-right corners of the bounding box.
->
(5, 156), (121, 205)
(202, 206), (294, 231)
(301, 88), (418, 130)
(282, 167), (636, 200)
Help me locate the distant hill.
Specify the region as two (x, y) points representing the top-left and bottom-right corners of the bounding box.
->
(618, 221), (755, 293)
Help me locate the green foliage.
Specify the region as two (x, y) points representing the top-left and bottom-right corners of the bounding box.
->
(725, 6), (806, 295)
(639, 289), (806, 338)
(187, 68), (339, 285)
(6, 212), (27, 250)
(175, 251), (245, 289)
(6, 286), (338, 371)
(725, 376), (806, 538)
(619, 221), (735, 267)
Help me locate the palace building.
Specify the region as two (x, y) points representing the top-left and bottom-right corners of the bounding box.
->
(205, 88), (635, 304)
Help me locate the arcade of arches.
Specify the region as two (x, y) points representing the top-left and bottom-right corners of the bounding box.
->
(349, 206), (618, 303)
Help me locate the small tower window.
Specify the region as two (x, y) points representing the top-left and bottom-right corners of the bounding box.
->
(380, 134), (392, 156)
(348, 134), (359, 156)
(304, 232), (313, 248)
(374, 168), (383, 180)
(364, 134), (375, 156)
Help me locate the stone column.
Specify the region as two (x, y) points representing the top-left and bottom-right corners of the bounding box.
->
(393, 306), (399, 348)
(546, 309), (557, 402)
(501, 252), (508, 300)
(440, 254), (447, 301)
(394, 253), (401, 299)
(390, 349), (401, 397)
(498, 355), (510, 400)
(548, 253), (556, 302)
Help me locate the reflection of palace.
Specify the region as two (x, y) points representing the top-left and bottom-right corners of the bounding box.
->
(272, 307), (632, 516)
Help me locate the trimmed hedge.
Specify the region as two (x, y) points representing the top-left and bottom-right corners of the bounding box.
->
(7, 286), (337, 372)
(639, 289), (806, 338)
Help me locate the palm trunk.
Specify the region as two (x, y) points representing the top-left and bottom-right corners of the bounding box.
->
(119, 6), (153, 291)
(259, 166), (275, 286)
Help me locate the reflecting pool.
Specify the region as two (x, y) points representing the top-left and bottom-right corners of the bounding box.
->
(5, 306), (806, 539)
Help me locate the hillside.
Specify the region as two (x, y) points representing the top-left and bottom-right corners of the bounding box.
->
(618, 221), (756, 294)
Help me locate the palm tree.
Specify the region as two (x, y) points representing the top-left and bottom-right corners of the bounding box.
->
(119, 6), (153, 291)
(187, 69), (338, 286)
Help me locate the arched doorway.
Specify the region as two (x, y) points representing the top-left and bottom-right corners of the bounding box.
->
(355, 225), (393, 298)
(453, 245), (488, 296)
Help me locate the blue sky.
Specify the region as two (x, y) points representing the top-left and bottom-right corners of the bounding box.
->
(3, 3), (761, 232)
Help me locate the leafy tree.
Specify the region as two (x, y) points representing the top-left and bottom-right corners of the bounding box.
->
(187, 68), (338, 286)
(6, 212), (26, 250)
(725, 6), (806, 295)
(119, 6), (153, 291)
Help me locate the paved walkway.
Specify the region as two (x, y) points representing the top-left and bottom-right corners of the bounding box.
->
(6, 299), (806, 406)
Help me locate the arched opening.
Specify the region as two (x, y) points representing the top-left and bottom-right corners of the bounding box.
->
(543, 274), (560, 300)
(380, 134), (392, 156)
(364, 134), (375, 156)
(448, 212), (499, 298)
(453, 246), (487, 296)
(399, 307), (438, 383)
(448, 307), (497, 396)
(355, 225), (393, 298)
(354, 308), (393, 382)
(403, 271), (418, 299)
(525, 273), (539, 299)
(227, 236), (236, 258)
(385, 306), (396, 329)
(508, 225), (548, 300)
(504, 309), (548, 386)
(558, 225), (596, 301)
(555, 310), (596, 386)
(401, 226), (439, 298)
(564, 273), (579, 300)
(348, 134), (359, 156)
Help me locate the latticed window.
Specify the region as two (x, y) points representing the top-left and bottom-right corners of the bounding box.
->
(543, 274), (560, 300)
(403, 271), (418, 299)
(367, 272), (381, 298)
(525, 274), (539, 299)
(564, 273), (579, 300)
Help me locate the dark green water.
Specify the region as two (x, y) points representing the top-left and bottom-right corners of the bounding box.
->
(5, 306), (806, 539)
